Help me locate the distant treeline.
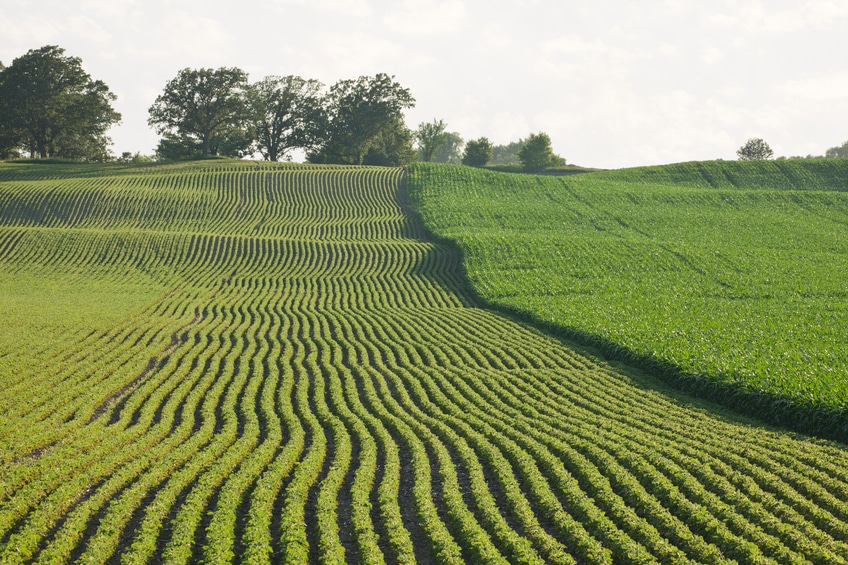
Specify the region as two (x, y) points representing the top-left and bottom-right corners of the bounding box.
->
(3, 45), (847, 167)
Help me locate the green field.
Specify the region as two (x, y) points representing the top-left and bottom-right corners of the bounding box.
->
(408, 160), (848, 438)
(1, 160), (848, 564)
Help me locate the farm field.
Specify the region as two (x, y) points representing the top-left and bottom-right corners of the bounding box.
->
(0, 160), (847, 564)
(408, 160), (848, 439)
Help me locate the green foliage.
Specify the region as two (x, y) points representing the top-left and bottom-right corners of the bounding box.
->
(408, 160), (848, 438)
(148, 67), (251, 158)
(518, 132), (565, 171)
(118, 151), (153, 163)
(462, 136), (493, 167)
(736, 137), (774, 161)
(361, 114), (416, 166)
(0, 45), (121, 160)
(2, 160), (848, 564)
(433, 131), (464, 164)
(416, 118), (449, 162)
(490, 139), (524, 165)
(825, 140), (848, 158)
(307, 73), (415, 165)
(248, 75), (324, 161)
(153, 132), (202, 160)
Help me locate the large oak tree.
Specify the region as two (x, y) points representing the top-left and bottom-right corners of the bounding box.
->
(248, 75), (324, 161)
(307, 73), (415, 165)
(0, 45), (120, 160)
(148, 67), (251, 158)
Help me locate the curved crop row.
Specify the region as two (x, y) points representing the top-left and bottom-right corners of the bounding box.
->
(0, 160), (845, 564)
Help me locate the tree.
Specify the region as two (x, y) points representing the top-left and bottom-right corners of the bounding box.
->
(433, 132), (464, 164)
(825, 140), (848, 159)
(462, 137), (493, 167)
(491, 139), (524, 165)
(148, 67), (250, 158)
(248, 75), (324, 161)
(736, 138), (774, 161)
(518, 132), (565, 171)
(0, 62), (21, 159)
(362, 115), (416, 166)
(416, 119), (448, 162)
(0, 45), (121, 160)
(307, 73), (415, 165)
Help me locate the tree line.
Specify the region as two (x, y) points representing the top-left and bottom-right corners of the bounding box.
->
(736, 137), (848, 161)
(148, 68), (416, 165)
(147, 68), (567, 170)
(6, 45), (846, 168)
(0, 45), (568, 170)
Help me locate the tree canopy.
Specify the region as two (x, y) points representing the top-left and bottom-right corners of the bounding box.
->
(0, 45), (121, 160)
(518, 132), (565, 171)
(148, 67), (251, 159)
(490, 140), (524, 165)
(825, 140), (848, 159)
(462, 137), (493, 167)
(248, 75), (324, 162)
(432, 132), (464, 164)
(736, 138), (774, 161)
(307, 73), (415, 165)
(416, 119), (448, 162)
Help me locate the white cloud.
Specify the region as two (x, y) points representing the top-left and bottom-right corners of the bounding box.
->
(266, 0), (373, 17)
(701, 45), (724, 65)
(656, 43), (680, 59)
(79, 0), (138, 18)
(489, 112), (533, 144)
(0, 14), (62, 50)
(479, 23), (515, 50)
(534, 35), (652, 81)
(295, 32), (413, 80)
(158, 12), (234, 63)
(383, 0), (465, 37)
(780, 73), (848, 102)
(68, 15), (112, 44)
(709, 1), (848, 33)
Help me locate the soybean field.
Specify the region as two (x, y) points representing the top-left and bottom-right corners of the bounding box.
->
(1, 160), (847, 564)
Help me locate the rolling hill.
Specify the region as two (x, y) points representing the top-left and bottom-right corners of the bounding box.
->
(409, 160), (848, 439)
(0, 160), (846, 564)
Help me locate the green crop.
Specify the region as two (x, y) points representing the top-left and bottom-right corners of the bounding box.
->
(0, 160), (846, 564)
(408, 160), (848, 438)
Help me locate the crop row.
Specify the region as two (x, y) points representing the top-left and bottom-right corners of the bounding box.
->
(407, 161), (848, 437)
(0, 161), (846, 563)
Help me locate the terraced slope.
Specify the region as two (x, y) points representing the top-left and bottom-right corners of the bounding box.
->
(1, 161), (847, 564)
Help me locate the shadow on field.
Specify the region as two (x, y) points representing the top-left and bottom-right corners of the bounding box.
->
(399, 172), (848, 446)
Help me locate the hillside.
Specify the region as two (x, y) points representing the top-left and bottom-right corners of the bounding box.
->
(593, 158), (848, 190)
(1, 161), (847, 564)
(408, 160), (848, 439)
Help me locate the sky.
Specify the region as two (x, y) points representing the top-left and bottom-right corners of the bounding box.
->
(2, 0), (847, 169)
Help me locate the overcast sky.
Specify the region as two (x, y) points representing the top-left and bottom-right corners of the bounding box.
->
(3, 0), (847, 168)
